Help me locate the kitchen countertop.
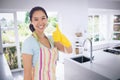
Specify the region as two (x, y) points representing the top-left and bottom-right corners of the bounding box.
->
(65, 50), (120, 80)
(0, 54), (13, 80)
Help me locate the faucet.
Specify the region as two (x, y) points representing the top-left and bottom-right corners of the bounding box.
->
(82, 38), (94, 63)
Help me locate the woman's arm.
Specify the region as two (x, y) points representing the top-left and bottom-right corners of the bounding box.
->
(22, 54), (32, 80)
(54, 42), (72, 53)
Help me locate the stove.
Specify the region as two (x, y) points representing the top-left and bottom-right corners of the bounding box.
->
(103, 46), (120, 55)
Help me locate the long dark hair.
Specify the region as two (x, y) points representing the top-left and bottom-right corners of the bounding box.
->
(29, 6), (48, 32)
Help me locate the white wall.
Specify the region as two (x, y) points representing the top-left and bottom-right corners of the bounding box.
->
(0, 0), (88, 49)
(88, 0), (120, 10)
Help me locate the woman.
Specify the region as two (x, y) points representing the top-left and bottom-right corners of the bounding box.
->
(22, 6), (72, 80)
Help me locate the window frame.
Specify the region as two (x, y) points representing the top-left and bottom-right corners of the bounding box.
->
(0, 11), (21, 71)
(88, 9), (120, 44)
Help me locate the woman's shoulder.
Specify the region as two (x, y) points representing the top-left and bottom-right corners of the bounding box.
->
(23, 35), (39, 47)
(22, 35), (39, 53)
(22, 35), (40, 55)
(24, 35), (36, 43)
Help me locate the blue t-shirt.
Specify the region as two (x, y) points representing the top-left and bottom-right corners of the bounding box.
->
(21, 35), (54, 67)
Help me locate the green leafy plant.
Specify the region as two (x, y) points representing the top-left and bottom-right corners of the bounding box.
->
(4, 47), (18, 69)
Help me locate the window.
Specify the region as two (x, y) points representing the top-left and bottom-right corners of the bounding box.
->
(45, 12), (58, 35)
(0, 13), (14, 27)
(0, 13), (19, 69)
(88, 9), (120, 48)
(88, 15), (107, 43)
(113, 15), (120, 40)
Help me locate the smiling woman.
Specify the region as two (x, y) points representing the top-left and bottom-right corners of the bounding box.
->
(21, 6), (72, 80)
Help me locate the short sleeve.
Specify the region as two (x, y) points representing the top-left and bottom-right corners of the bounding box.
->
(21, 37), (33, 55)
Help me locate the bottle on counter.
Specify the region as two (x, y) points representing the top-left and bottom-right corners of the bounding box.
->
(75, 32), (83, 54)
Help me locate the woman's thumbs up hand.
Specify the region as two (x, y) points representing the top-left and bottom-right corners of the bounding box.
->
(52, 24), (61, 42)
(52, 23), (71, 48)
(61, 34), (71, 47)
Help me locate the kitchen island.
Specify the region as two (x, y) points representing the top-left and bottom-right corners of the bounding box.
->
(64, 50), (120, 80)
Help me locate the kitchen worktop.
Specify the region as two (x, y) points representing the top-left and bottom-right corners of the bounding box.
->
(64, 50), (120, 80)
(0, 54), (13, 80)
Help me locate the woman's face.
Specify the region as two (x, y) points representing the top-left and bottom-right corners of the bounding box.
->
(31, 10), (48, 33)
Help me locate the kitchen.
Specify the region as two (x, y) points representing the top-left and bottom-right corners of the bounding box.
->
(0, 0), (120, 80)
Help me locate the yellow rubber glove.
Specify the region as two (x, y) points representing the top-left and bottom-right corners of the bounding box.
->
(52, 24), (71, 47)
(52, 24), (61, 42)
(61, 34), (71, 47)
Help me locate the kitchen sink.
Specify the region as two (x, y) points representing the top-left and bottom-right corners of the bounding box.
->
(114, 46), (120, 49)
(103, 48), (120, 55)
(72, 56), (90, 63)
